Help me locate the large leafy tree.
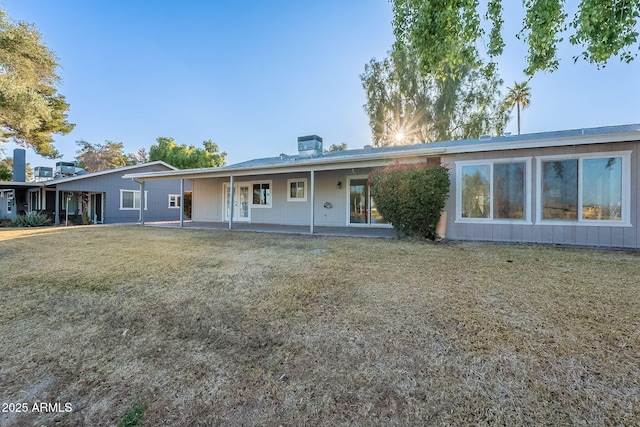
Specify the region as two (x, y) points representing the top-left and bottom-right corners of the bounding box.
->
(391, 0), (640, 78)
(361, 48), (508, 146)
(0, 8), (74, 158)
(75, 140), (134, 173)
(504, 81), (532, 135)
(148, 137), (226, 169)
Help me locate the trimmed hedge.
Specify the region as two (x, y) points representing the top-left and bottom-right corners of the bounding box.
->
(369, 162), (450, 240)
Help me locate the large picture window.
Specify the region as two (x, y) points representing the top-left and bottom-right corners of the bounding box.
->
(458, 159), (529, 222)
(538, 152), (629, 224)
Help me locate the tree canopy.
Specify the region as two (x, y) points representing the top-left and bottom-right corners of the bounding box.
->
(0, 8), (74, 158)
(148, 137), (226, 169)
(75, 140), (134, 173)
(391, 0), (640, 77)
(361, 48), (508, 146)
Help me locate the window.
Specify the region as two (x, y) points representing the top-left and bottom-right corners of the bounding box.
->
(457, 159), (529, 222)
(538, 152), (629, 224)
(252, 182), (271, 207)
(120, 190), (147, 210)
(168, 194), (181, 208)
(287, 178), (307, 201)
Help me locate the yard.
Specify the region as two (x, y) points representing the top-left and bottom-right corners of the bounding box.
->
(0, 225), (638, 426)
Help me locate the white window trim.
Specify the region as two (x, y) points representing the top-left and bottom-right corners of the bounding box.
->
(287, 178), (308, 202)
(455, 157), (533, 225)
(535, 151), (632, 227)
(251, 180), (273, 208)
(168, 194), (181, 209)
(119, 189), (148, 211)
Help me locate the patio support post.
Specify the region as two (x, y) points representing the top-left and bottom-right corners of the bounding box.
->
(138, 180), (145, 224)
(179, 178), (184, 227)
(228, 175), (234, 230)
(54, 189), (60, 225)
(309, 170), (315, 234)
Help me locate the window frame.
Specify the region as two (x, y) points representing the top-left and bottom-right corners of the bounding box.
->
(536, 151), (631, 226)
(455, 157), (532, 225)
(287, 178), (308, 202)
(251, 180), (272, 208)
(119, 189), (148, 211)
(168, 194), (181, 209)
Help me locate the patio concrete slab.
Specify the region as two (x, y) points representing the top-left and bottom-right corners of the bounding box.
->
(143, 220), (398, 238)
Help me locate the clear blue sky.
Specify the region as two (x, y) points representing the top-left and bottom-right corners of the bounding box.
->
(2, 0), (639, 170)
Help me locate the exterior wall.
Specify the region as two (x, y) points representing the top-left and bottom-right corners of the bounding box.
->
(443, 140), (639, 248)
(52, 164), (184, 223)
(191, 168), (381, 227)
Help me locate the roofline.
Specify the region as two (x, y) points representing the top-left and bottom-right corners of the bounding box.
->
(122, 125), (640, 181)
(44, 161), (177, 186)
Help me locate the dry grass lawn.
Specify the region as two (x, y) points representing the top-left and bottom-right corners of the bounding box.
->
(0, 225), (639, 426)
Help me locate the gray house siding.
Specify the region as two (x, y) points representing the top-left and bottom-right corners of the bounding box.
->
(443, 140), (639, 248)
(50, 163), (185, 224)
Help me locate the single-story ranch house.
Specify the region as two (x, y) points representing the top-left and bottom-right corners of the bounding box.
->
(1, 158), (186, 224)
(123, 124), (640, 248)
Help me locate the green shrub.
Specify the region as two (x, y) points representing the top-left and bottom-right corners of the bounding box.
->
(369, 162), (450, 240)
(11, 211), (52, 227)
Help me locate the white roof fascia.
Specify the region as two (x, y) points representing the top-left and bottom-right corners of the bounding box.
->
(122, 128), (640, 182)
(443, 130), (640, 154)
(122, 148), (447, 181)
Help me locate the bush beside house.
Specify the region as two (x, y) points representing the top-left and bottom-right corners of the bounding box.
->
(369, 162), (450, 240)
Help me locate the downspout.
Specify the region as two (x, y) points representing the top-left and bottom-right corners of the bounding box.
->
(134, 178), (145, 224)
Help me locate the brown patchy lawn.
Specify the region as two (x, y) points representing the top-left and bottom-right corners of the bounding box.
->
(0, 225), (639, 426)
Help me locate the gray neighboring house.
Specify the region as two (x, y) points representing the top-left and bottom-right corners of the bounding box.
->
(124, 124), (640, 249)
(1, 159), (187, 224)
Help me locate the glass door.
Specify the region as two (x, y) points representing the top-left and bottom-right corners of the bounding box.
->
(224, 183), (250, 222)
(349, 178), (387, 225)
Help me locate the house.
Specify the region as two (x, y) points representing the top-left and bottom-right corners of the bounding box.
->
(1, 154), (187, 225)
(123, 125), (640, 248)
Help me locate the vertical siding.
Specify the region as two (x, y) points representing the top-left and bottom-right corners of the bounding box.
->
(443, 141), (640, 248)
(192, 178), (222, 221)
(53, 164), (182, 223)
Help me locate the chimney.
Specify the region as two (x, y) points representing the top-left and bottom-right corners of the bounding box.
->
(297, 135), (323, 157)
(12, 148), (26, 182)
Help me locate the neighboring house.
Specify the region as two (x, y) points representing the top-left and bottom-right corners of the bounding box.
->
(123, 125), (640, 248)
(1, 159), (187, 224)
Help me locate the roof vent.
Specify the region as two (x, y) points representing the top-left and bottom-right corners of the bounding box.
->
(279, 153), (288, 161)
(364, 145), (373, 150)
(503, 132), (511, 137)
(297, 135), (323, 157)
(479, 134), (492, 140)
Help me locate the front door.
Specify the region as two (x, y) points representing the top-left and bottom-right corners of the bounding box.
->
(224, 183), (250, 222)
(349, 178), (387, 225)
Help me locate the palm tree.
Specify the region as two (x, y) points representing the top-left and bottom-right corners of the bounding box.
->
(505, 81), (531, 135)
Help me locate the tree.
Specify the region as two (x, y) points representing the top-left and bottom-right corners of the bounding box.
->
(148, 137), (226, 169)
(361, 48), (508, 146)
(127, 147), (148, 165)
(0, 156), (33, 180)
(325, 143), (347, 152)
(504, 81), (532, 135)
(391, 0), (640, 78)
(75, 140), (133, 173)
(0, 8), (74, 158)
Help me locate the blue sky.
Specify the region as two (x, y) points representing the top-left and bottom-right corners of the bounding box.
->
(2, 0), (639, 170)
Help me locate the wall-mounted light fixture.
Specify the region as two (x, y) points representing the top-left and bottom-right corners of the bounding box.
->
(336, 181), (342, 189)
